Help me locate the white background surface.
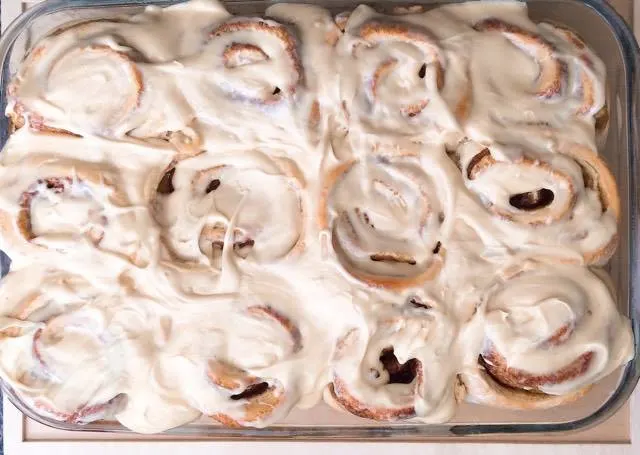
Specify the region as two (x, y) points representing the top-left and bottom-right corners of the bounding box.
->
(0, 0), (639, 453)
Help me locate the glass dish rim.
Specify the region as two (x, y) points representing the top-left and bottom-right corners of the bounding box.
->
(0, 0), (638, 438)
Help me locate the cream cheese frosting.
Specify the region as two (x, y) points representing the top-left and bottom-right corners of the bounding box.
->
(0, 0), (633, 433)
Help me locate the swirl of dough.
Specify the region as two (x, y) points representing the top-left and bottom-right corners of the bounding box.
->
(0, 267), (127, 423)
(8, 24), (199, 156)
(462, 262), (633, 409)
(320, 148), (454, 289)
(0, 156), (157, 267)
(326, 296), (460, 422)
(336, 5), (465, 140)
(206, 17), (302, 105)
(205, 305), (301, 428)
(456, 141), (619, 264)
(153, 149), (305, 269)
(173, 278), (307, 428)
(466, 16), (606, 145)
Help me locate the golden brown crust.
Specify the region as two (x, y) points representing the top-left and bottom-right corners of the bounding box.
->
(206, 361), (286, 427)
(328, 379), (417, 421)
(474, 18), (563, 99)
(481, 347), (594, 391)
(462, 366), (591, 410)
(210, 19), (302, 101)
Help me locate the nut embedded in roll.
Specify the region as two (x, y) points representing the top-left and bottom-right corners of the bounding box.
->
(462, 263), (633, 410)
(460, 142), (619, 265)
(319, 152), (449, 289)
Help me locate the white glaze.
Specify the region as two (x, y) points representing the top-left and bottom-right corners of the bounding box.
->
(0, 0), (632, 433)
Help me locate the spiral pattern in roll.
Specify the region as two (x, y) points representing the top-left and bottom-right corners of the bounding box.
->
(462, 262), (633, 409)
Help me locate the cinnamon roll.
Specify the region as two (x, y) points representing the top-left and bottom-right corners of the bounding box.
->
(196, 283), (305, 427)
(207, 18), (302, 105)
(153, 149), (305, 268)
(0, 156), (156, 267)
(326, 296), (461, 422)
(336, 5), (466, 141)
(206, 307), (301, 427)
(465, 13), (606, 144)
(0, 267), (127, 422)
(462, 262), (633, 409)
(458, 141), (619, 264)
(320, 148), (453, 289)
(8, 26), (199, 157)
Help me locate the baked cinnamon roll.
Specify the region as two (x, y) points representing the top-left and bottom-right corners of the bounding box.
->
(7, 25), (199, 157)
(0, 156), (156, 267)
(326, 296), (461, 422)
(466, 15), (606, 144)
(457, 141), (619, 264)
(335, 5), (467, 142)
(462, 262), (633, 409)
(198, 285), (304, 427)
(0, 267), (127, 423)
(320, 148), (453, 289)
(206, 307), (301, 427)
(153, 149), (305, 269)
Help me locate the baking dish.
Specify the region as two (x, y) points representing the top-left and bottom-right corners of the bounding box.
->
(0, 0), (638, 438)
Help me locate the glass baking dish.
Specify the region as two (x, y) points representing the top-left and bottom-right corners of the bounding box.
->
(0, 0), (638, 439)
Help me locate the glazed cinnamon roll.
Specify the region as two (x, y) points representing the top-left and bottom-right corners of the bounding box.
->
(196, 284), (304, 427)
(457, 141), (619, 264)
(7, 25), (199, 157)
(0, 156), (156, 267)
(462, 262), (633, 409)
(206, 306), (301, 427)
(0, 267), (127, 422)
(320, 148), (453, 289)
(466, 14), (606, 144)
(153, 149), (305, 269)
(326, 296), (461, 422)
(335, 5), (467, 141)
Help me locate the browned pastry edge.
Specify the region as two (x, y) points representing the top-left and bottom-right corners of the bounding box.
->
(473, 18), (563, 99)
(33, 394), (126, 424)
(0, 160), (147, 265)
(559, 143), (620, 265)
(8, 45), (143, 137)
(481, 346), (594, 391)
(546, 24), (603, 117)
(328, 378), (417, 421)
(206, 361), (286, 427)
(358, 21), (444, 92)
(204, 304), (302, 427)
(466, 148), (578, 225)
(210, 19), (303, 101)
(461, 365), (591, 410)
(318, 158), (444, 290)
